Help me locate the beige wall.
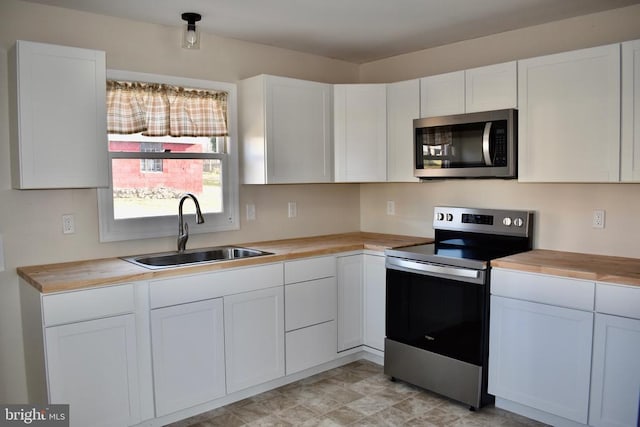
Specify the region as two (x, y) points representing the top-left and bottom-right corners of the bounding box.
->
(357, 4), (640, 259)
(0, 0), (639, 404)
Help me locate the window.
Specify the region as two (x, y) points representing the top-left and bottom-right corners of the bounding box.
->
(98, 70), (239, 242)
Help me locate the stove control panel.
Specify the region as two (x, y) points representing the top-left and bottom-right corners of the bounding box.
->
(433, 206), (533, 237)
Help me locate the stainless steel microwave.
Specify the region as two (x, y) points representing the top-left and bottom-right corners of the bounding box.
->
(414, 109), (517, 179)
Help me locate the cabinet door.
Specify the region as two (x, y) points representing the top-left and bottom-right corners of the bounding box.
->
(11, 40), (108, 189)
(337, 254), (363, 351)
(266, 76), (333, 183)
(363, 254), (386, 351)
(488, 296), (593, 423)
(150, 299), (225, 416)
(622, 39), (640, 182)
(45, 315), (141, 427)
(419, 70), (465, 117)
(589, 313), (640, 427)
(518, 44), (620, 182)
(387, 79), (420, 182)
(465, 61), (517, 113)
(334, 84), (387, 182)
(224, 287), (285, 393)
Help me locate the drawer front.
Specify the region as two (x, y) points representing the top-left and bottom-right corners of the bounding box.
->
(43, 283), (135, 326)
(150, 263), (283, 309)
(285, 277), (337, 331)
(285, 256), (336, 284)
(285, 320), (336, 375)
(491, 268), (595, 311)
(596, 282), (640, 319)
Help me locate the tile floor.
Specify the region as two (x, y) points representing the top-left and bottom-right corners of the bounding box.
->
(167, 360), (547, 426)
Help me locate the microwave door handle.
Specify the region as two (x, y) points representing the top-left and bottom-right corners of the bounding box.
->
(482, 122), (493, 166)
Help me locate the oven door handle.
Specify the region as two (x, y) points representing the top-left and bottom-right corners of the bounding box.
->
(387, 258), (480, 279)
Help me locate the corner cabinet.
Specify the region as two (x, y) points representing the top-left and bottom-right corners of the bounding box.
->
(517, 44), (621, 182)
(9, 40), (108, 189)
(387, 79), (420, 182)
(622, 39), (640, 182)
(336, 254), (364, 351)
(334, 84), (387, 182)
(239, 75), (333, 184)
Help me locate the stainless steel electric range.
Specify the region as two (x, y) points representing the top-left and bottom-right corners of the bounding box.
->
(384, 206), (533, 410)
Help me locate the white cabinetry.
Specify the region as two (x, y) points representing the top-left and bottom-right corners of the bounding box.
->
(284, 256), (337, 374)
(420, 62), (516, 118)
(224, 286), (285, 393)
(518, 44), (620, 182)
(489, 269), (595, 424)
(334, 84), (387, 182)
(363, 254), (386, 351)
(589, 283), (640, 427)
(622, 39), (640, 182)
(420, 71), (465, 117)
(150, 298), (225, 416)
(20, 282), (152, 427)
(9, 40), (108, 189)
(239, 75), (333, 184)
(387, 79), (420, 182)
(337, 254), (364, 351)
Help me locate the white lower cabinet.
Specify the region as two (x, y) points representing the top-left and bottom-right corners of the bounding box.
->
(337, 254), (364, 351)
(589, 281), (640, 427)
(150, 298), (226, 416)
(45, 314), (143, 427)
(363, 254), (386, 351)
(224, 286), (285, 394)
(489, 295), (593, 423)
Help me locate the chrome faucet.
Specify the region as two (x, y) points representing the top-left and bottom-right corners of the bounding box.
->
(177, 193), (205, 252)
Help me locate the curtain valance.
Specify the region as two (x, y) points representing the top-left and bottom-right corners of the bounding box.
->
(106, 81), (228, 137)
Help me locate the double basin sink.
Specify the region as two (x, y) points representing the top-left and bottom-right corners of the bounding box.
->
(122, 246), (273, 269)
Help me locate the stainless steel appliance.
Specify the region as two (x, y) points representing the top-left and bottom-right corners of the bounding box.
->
(384, 206), (533, 410)
(414, 109), (517, 179)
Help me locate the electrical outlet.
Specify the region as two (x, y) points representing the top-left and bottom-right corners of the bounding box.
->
(62, 214), (75, 234)
(288, 202), (297, 218)
(246, 204), (256, 221)
(387, 200), (395, 215)
(592, 210), (605, 229)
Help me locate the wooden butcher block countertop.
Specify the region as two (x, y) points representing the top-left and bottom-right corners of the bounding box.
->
(18, 232), (433, 294)
(491, 249), (640, 287)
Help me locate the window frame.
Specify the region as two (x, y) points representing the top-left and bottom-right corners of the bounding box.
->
(98, 69), (239, 242)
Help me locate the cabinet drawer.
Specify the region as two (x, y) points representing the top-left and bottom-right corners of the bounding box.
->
(285, 256), (336, 284)
(491, 268), (594, 311)
(150, 263), (283, 309)
(285, 320), (336, 375)
(285, 277), (336, 331)
(596, 282), (640, 319)
(43, 284), (135, 326)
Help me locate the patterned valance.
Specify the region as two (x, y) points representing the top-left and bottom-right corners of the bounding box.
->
(106, 81), (228, 137)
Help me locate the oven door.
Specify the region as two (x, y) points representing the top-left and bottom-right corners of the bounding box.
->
(385, 257), (487, 366)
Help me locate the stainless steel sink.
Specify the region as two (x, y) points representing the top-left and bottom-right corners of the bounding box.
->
(122, 246), (273, 269)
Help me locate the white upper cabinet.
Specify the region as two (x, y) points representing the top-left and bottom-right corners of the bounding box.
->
(334, 84), (387, 182)
(10, 40), (108, 189)
(420, 62), (517, 118)
(420, 70), (465, 117)
(622, 39), (640, 182)
(387, 79), (420, 182)
(239, 75), (333, 184)
(518, 44), (621, 182)
(465, 61), (518, 113)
